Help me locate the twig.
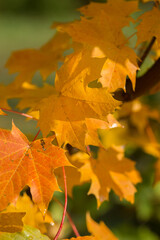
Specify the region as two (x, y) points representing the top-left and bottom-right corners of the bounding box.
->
(0, 107), (35, 119)
(54, 166), (68, 240)
(53, 198), (80, 237)
(138, 36), (156, 67)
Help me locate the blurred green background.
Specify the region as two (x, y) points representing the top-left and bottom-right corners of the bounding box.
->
(0, 1), (160, 239)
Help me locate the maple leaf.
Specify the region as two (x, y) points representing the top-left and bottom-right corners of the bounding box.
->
(64, 213), (118, 240)
(86, 213), (118, 240)
(35, 47), (120, 150)
(137, 7), (160, 46)
(79, 0), (138, 29)
(0, 123), (71, 215)
(56, 147), (141, 206)
(4, 193), (54, 233)
(79, 147), (141, 206)
(5, 32), (71, 87)
(36, 85), (120, 151)
(57, 1), (138, 91)
(0, 212), (25, 233)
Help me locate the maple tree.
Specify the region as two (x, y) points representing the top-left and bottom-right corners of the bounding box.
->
(0, 0), (160, 239)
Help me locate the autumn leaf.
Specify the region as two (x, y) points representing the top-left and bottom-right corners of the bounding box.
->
(86, 213), (118, 240)
(64, 213), (118, 240)
(36, 84), (120, 151)
(57, 1), (138, 91)
(79, 0), (138, 29)
(0, 212), (25, 233)
(80, 147), (141, 206)
(0, 122), (71, 215)
(0, 225), (50, 240)
(137, 6), (160, 46)
(35, 47), (120, 151)
(4, 193), (54, 234)
(56, 147), (141, 206)
(5, 32), (71, 87)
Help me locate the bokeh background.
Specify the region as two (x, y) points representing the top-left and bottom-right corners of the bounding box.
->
(0, 0), (160, 239)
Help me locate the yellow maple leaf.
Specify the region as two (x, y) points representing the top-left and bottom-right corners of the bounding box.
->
(35, 48), (120, 150)
(4, 193), (54, 234)
(137, 7), (160, 46)
(36, 85), (120, 151)
(79, 0), (138, 30)
(5, 32), (71, 86)
(57, 1), (138, 91)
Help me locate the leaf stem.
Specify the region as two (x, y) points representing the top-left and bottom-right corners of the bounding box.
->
(0, 107), (35, 119)
(53, 198), (80, 237)
(54, 166), (68, 240)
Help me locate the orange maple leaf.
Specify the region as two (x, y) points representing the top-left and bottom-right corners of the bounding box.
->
(79, 147), (141, 206)
(56, 147), (141, 206)
(0, 123), (71, 215)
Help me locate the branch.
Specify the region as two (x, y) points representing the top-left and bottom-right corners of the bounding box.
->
(54, 166), (68, 240)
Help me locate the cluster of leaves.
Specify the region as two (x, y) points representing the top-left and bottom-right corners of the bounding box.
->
(0, 0), (160, 239)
